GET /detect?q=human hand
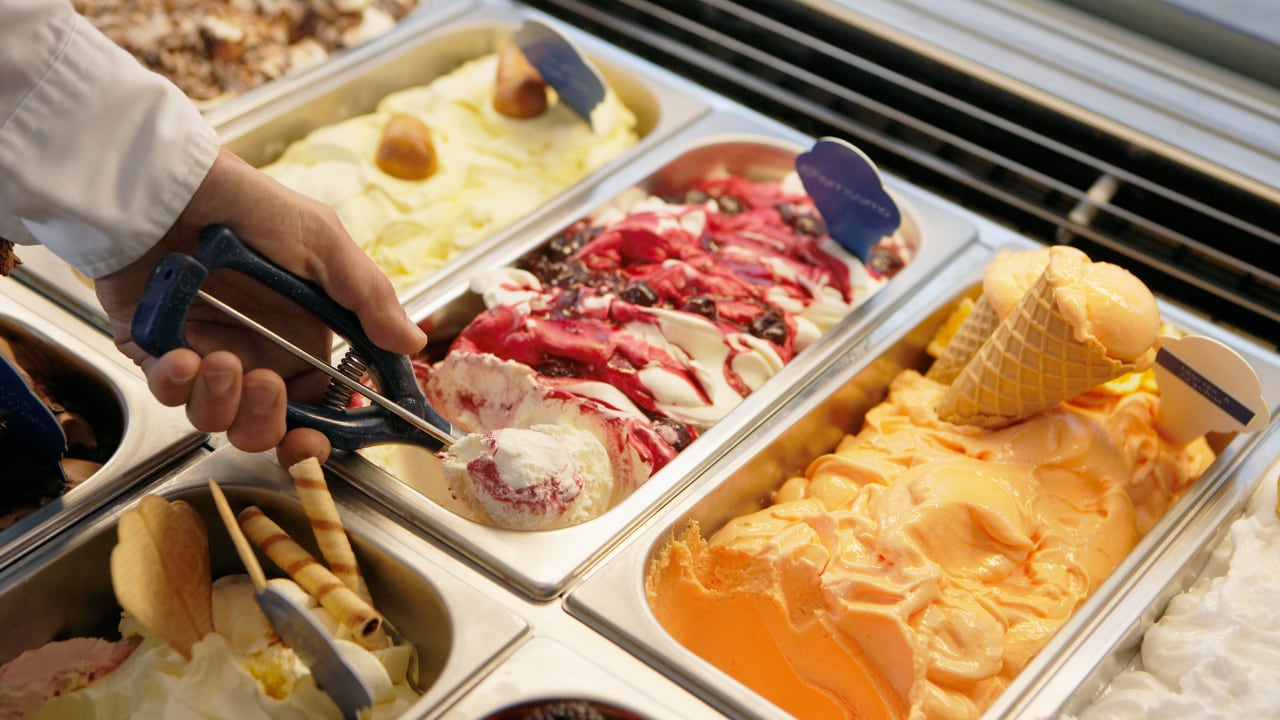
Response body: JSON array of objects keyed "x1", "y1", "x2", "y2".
[{"x1": 97, "y1": 148, "x2": 427, "y2": 467}]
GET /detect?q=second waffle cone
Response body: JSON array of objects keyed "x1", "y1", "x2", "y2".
[{"x1": 937, "y1": 260, "x2": 1151, "y2": 428}]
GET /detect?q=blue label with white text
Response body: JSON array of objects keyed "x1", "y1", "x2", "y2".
[{"x1": 796, "y1": 137, "x2": 901, "y2": 260}]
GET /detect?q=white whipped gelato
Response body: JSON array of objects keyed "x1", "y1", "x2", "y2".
[
  {"x1": 1073, "y1": 466, "x2": 1280, "y2": 719},
  {"x1": 439, "y1": 424, "x2": 614, "y2": 531},
  {"x1": 30, "y1": 576, "x2": 417, "y2": 720}
]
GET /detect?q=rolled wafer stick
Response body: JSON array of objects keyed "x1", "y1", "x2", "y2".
[
  {"x1": 288, "y1": 457, "x2": 371, "y2": 603},
  {"x1": 238, "y1": 505, "x2": 383, "y2": 648}
]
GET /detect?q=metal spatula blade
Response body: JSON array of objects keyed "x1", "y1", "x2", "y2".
[{"x1": 255, "y1": 584, "x2": 375, "y2": 719}]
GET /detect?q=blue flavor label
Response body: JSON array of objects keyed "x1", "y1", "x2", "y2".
[
  {"x1": 0, "y1": 353, "x2": 67, "y2": 468},
  {"x1": 514, "y1": 20, "x2": 606, "y2": 129},
  {"x1": 796, "y1": 137, "x2": 901, "y2": 261}
]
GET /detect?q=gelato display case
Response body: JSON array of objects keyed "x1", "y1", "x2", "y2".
[
  {"x1": 0, "y1": 281, "x2": 206, "y2": 573},
  {"x1": 4, "y1": 0, "x2": 1280, "y2": 718}
]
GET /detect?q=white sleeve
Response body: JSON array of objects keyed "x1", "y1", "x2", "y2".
[{"x1": 0, "y1": 0, "x2": 218, "y2": 279}]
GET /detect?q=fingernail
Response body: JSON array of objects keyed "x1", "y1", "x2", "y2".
[
  {"x1": 406, "y1": 313, "x2": 428, "y2": 343},
  {"x1": 244, "y1": 379, "x2": 279, "y2": 414},
  {"x1": 169, "y1": 368, "x2": 196, "y2": 385},
  {"x1": 204, "y1": 370, "x2": 235, "y2": 395}
]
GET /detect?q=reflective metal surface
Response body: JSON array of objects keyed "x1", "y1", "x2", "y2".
[{"x1": 0, "y1": 282, "x2": 206, "y2": 572}]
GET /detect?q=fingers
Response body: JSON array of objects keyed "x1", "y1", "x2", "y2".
[
  {"x1": 145, "y1": 350, "x2": 296, "y2": 454},
  {"x1": 277, "y1": 428, "x2": 331, "y2": 468},
  {"x1": 146, "y1": 349, "x2": 240, "y2": 427},
  {"x1": 297, "y1": 202, "x2": 427, "y2": 355},
  {"x1": 224, "y1": 368, "x2": 287, "y2": 453},
  {"x1": 145, "y1": 349, "x2": 201, "y2": 406}
]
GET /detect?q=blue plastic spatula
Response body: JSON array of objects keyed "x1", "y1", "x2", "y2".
[{"x1": 0, "y1": 352, "x2": 67, "y2": 491}]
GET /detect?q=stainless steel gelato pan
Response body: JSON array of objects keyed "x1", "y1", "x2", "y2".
[
  {"x1": 438, "y1": 637, "x2": 693, "y2": 720},
  {"x1": 325, "y1": 109, "x2": 978, "y2": 601},
  {"x1": 213, "y1": 0, "x2": 712, "y2": 310},
  {"x1": 563, "y1": 237, "x2": 1280, "y2": 720},
  {"x1": 995, "y1": 416, "x2": 1280, "y2": 719},
  {"x1": 0, "y1": 445, "x2": 529, "y2": 718},
  {"x1": 0, "y1": 281, "x2": 205, "y2": 573}
]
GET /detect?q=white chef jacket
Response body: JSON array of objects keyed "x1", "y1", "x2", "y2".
[{"x1": 0, "y1": 0, "x2": 218, "y2": 279}]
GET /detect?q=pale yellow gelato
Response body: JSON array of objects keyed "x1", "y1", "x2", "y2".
[
  {"x1": 262, "y1": 52, "x2": 639, "y2": 290},
  {"x1": 646, "y1": 365, "x2": 1214, "y2": 720}
]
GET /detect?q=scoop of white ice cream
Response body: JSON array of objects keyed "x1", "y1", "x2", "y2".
[{"x1": 441, "y1": 424, "x2": 614, "y2": 531}]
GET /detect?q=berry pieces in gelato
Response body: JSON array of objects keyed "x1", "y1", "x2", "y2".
[
  {"x1": 74, "y1": 0, "x2": 419, "y2": 109},
  {"x1": 388, "y1": 171, "x2": 917, "y2": 531},
  {"x1": 643, "y1": 246, "x2": 1217, "y2": 720},
  {"x1": 261, "y1": 49, "x2": 640, "y2": 291}
]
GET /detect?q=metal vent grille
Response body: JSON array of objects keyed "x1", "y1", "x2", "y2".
[{"x1": 525, "y1": 0, "x2": 1280, "y2": 348}]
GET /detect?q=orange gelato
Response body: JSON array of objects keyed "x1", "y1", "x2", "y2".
[{"x1": 646, "y1": 334, "x2": 1215, "y2": 719}]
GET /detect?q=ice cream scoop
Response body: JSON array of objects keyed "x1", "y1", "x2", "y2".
[
  {"x1": 130, "y1": 225, "x2": 573, "y2": 511},
  {"x1": 132, "y1": 224, "x2": 458, "y2": 452}
]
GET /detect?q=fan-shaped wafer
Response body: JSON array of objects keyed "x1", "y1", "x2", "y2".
[
  {"x1": 238, "y1": 505, "x2": 382, "y2": 648},
  {"x1": 110, "y1": 495, "x2": 213, "y2": 659},
  {"x1": 288, "y1": 458, "x2": 370, "y2": 603}
]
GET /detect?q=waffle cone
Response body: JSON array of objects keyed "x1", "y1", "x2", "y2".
[
  {"x1": 937, "y1": 268, "x2": 1147, "y2": 428},
  {"x1": 926, "y1": 295, "x2": 998, "y2": 384}
]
